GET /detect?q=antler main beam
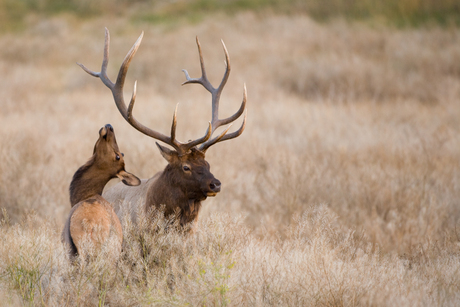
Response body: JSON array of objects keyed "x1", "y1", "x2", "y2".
[{"x1": 182, "y1": 37, "x2": 247, "y2": 152}]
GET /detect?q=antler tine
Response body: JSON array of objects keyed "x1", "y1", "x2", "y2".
[
  {"x1": 200, "y1": 111, "x2": 247, "y2": 152},
  {"x1": 182, "y1": 36, "x2": 214, "y2": 93},
  {"x1": 185, "y1": 122, "x2": 213, "y2": 150},
  {"x1": 169, "y1": 104, "x2": 213, "y2": 152},
  {"x1": 217, "y1": 82, "x2": 246, "y2": 127},
  {"x1": 199, "y1": 85, "x2": 248, "y2": 152},
  {"x1": 112, "y1": 30, "x2": 144, "y2": 120},
  {"x1": 77, "y1": 27, "x2": 143, "y2": 120},
  {"x1": 199, "y1": 83, "x2": 247, "y2": 151},
  {"x1": 77, "y1": 28, "x2": 114, "y2": 88},
  {"x1": 170, "y1": 104, "x2": 178, "y2": 143},
  {"x1": 216, "y1": 39, "x2": 231, "y2": 97}
]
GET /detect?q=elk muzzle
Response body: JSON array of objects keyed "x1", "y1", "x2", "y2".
[
  {"x1": 206, "y1": 178, "x2": 221, "y2": 197},
  {"x1": 99, "y1": 124, "x2": 114, "y2": 139}
]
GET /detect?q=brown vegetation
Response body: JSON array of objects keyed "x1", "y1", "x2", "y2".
[{"x1": 0, "y1": 11, "x2": 459, "y2": 306}]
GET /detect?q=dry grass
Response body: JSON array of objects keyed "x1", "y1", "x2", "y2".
[{"x1": 0, "y1": 12, "x2": 460, "y2": 306}]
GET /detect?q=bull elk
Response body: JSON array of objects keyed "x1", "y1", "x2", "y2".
[
  {"x1": 78, "y1": 28, "x2": 247, "y2": 228},
  {"x1": 62, "y1": 124, "x2": 141, "y2": 259}
]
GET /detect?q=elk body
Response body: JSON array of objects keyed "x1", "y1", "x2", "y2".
[
  {"x1": 78, "y1": 29, "x2": 247, "y2": 228},
  {"x1": 62, "y1": 124, "x2": 141, "y2": 259}
]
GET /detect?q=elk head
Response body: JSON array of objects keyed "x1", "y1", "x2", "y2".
[
  {"x1": 78, "y1": 28, "x2": 246, "y2": 201},
  {"x1": 92, "y1": 124, "x2": 141, "y2": 186},
  {"x1": 70, "y1": 124, "x2": 141, "y2": 206},
  {"x1": 157, "y1": 144, "x2": 221, "y2": 200}
]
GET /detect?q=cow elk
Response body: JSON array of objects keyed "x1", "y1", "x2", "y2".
[
  {"x1": 78, "y1": 28, "x2": 247, "y2": 229},
  {"x1": 62, "y1": 124, "x2": 141, "y2": 259}
]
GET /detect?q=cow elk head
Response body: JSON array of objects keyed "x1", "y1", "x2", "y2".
[{"x1": 69, "y1": 124, "x2": 141, "y2": 206}]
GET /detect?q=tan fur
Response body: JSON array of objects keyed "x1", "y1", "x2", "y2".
[{"x1": 70, "y1": 195, "x2": 122, "y2": 257}]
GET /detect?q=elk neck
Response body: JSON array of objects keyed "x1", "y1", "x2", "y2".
[{"x1": 69, "y1": 156, "x2": 114, "y2": 206}]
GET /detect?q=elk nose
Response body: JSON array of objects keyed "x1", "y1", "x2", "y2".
[
  {"x1": 209, "y1": 179, "x2": 221, "y2": 192},
  {"x1": 105, "y1": 124, "x2": 114, "y2": 132}
]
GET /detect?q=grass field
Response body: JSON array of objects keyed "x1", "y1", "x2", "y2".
[{"x1": 0, "y1": 8, "x2": 460, "y2": 306}]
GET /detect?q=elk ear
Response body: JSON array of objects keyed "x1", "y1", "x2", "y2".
[
  {"x1": 117, "y1": 170, "x2": 141, "y2": 186},
  {"x1": 156, "y1": 142, "x2": 175, "y2": 163}
]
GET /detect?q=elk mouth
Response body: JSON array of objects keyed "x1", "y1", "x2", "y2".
[{"x1": 205, "y1": 179, "x2": 221, "y2": 197}]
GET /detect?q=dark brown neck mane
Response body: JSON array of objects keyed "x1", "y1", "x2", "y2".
[{"x1": 69, "y1": 156, "x2": 113, "y2": 206}]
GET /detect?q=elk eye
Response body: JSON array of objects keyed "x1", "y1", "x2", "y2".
[
  {"x1": 121, "y1": 153, "x2": 124, "y2": 157},
  {"x1": 183, "y1": 165, "x2": 190, "y2": 171},
  {"x1": 116, "y1": 155, "x2": 120, "y2": 161}
]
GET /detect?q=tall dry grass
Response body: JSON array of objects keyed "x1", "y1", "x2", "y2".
[{"x1": 0, "y1": 12, "x2": 460, "y2": 305}]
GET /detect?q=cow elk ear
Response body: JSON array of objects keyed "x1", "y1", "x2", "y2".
[
  {"x1": 156, "y1": 142, "x2": 175, "y2": 163},
  {"x1": 117, "y1": 170, "x2": 141, "y2": 186}
]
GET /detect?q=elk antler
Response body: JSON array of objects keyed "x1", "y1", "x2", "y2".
[
  {"x1": 182, "y1": 37, "x2": 247, "y2": 152},
  {"x1": 77, "y1": 28, "x2": 212, "y2": 155}
]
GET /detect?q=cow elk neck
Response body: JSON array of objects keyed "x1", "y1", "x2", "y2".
[{"x1": 69, "y1": 124, "x2": 140, "y2": 206}]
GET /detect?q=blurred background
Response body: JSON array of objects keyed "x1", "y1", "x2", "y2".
[
  {"x1": 1, "y1": 0, "x2": 460, "y2": 31},
  {"x1": 1, "y1": 0, "x2": 460, "y2": 254}
]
